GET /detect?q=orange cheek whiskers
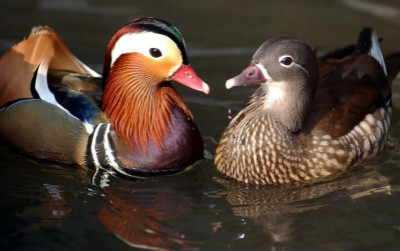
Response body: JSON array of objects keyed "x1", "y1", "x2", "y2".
[{"x1": 102, "y1": 54, "x2": 188, "y2": 152}]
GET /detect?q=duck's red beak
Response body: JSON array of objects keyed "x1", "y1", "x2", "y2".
[{"x1": 171, "y1": 64, "x2": 210, "y2": 94}]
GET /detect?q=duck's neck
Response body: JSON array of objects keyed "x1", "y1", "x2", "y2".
[
  {"x1": 255, "y1": 81, "x2": 314, "y2": 132},
  {"x1": 101, "y1": 63, "x2": 193, "y2": 152}
]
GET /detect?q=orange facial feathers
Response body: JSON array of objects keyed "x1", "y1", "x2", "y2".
[{"x1": 102, "y1": 53, "x2": 193, "y2": 151}]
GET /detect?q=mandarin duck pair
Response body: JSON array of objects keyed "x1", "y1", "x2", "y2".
[{"x1": 0, "y1": 17, "x2": 399, "y2": 185}]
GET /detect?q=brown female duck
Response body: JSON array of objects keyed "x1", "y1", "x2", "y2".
[{"x1": 215, "y1": 28, "x2": 399, "y2": 184}]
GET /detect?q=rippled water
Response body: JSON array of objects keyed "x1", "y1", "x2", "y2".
[{"x1": 1, "y1": 0, "x2": 400, "y2": 250}]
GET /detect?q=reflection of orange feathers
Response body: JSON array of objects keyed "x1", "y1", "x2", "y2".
[
  {"x1": 96, "y1": 180, "x2": 200, "y2": 251},
  {"x1": 0, "y1": 26, "x2": 93, "y2": 107}
]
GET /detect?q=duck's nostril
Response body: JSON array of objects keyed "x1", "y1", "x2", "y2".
[
  {"x1": 247, "y1": 71, "x2": 255, "y2": 77},
  {"x1": 185, "y1": 71, "x2": 193, "y2": 79}
]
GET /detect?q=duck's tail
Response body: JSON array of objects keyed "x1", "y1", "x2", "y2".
[
  {"x1": 319, "y1": 28, "x2": 400, "y2": 84},
  {"x1": 355, "y1": 27, "x2": 387, "y2": 76},
  {"x1": 355, "y1": 28, "x2": 400, "y2": 84}
]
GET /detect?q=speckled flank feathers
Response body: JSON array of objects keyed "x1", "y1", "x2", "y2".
[{"x1": 216, "y1": 106, "x2": 391, "y2": 184}]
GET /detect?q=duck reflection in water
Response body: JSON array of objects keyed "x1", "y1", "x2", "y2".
[
  {"x1": 95, "y1": 175, "x2": 202, "y2": 251},
  {"x1": 10, "y1": 182, "x2": 76, "y2": 234},
  {"x1": 2, "y1": 158, "x2": 201, "y2": 251},
  {"x1": 215, "y1": 163, "x2": 391, "y2": 245}
]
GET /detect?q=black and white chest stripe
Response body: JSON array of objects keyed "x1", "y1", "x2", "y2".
[
  {"x1": 86, "y1": 123, "x2": 128, "y2": 176},
  {"x1": 87, "y1": 123, "x2": 162, "y2": 178}
]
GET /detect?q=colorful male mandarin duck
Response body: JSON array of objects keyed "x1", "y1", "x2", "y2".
[
  {"x1": 215, "y1": 28, "x2": 400, "y2": 184},
  {"x1": 0, "y1": 17, "x2": 209, "y2": 177}
]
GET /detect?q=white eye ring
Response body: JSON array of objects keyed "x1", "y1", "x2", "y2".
[{"x1": 279, "y1": 55, "x2": 294, "y2": 67}]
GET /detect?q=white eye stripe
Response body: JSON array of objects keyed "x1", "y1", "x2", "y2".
[
  {"x1": 278, "y1": 55, "x2": 309, "y2": 77},
  {"x1": 293, "y1": 62, "x2": 310, "y2": 77},
  {"x1": 110, "y1": 32, "x2": 175, "y2": 67},
  {"x1": 256, "y1": 63, "x2": 272, "y2": 80}
]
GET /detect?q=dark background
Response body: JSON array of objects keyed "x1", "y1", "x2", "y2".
[{"x1": 1, "y1": 1, "x2": 400, "y2": 250}]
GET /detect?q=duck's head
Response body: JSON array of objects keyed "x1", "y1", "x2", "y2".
[
  {"x1": 227, "y1": 38, "x2": 318, "y2": 89},
  {"x1": 101, "y1": 17, "x2": 208, "y2": 162},
  {"x1": 226, "y1": 38, "x2": 318, "y2": 131},
  {"x1": 103, "y1": 17, "x2": 209, "y2": 94}
]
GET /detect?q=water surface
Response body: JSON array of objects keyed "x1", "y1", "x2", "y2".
[{"x1": 1, "y1": 0, "x2": 400, "y2": 250}]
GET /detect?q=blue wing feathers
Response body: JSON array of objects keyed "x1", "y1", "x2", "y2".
[{"x1": 50, "y1": 85, "x2": 100, "y2": 124}]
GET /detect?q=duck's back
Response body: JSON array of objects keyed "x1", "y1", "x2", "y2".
[
  {"x1": 0, "y1": 27, "x2": 103, "y2": 165},
  {"x1": 0, "y1": 27, "x2": 97, "y2": 107},
  {"x1": 296, "y1": 46, "x2": 392, "y2": 177},
  {"x1": 304, "y1": 54, "x2": 390, "y2": 137}
]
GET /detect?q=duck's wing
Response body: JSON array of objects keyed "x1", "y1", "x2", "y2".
[
  {"x1": 0, "y1": 26, "x2": 100, "y2": 107},
  {"x1": 303, "y1": 28, "x2": 392, "y2": 137},
  {"x1": 0, "y1": 26, "x2": 107, "y2": 124},
  {"x1": 0, "y1": 27, "x2": 105, "y2": 165},
  {"x1": 45, "y1": 69, "x2": 106, "y2": 124}
]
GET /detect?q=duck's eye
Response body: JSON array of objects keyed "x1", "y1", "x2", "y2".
[
  {"x1": 149, "y1": 48, "x2": 162, "y2": 58},
  {"x1": 279, "y1": 56, "x2": 293, "y2": 66}
]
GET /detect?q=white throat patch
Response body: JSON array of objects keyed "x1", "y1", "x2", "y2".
[
  {"x1": 264, "y1": 81, "x2": 285, "y2": 108},
  {"x1": 255, "y1": 63, "x2": 285, "y2": 108}
]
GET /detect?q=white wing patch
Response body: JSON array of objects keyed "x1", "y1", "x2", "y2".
[
  {"x1": 35, "y1": 60, "x2": 62, "y2": 108},
  {"x1": 368, "y1": 30, "x2": 387, "y2": 76},
  {"x1": 34, "y1": 60, "x2": 94, "y2": 134}
]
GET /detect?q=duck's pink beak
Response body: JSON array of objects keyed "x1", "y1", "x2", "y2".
[
  {"x1": 171, "y1": 64, "x2": 210, "y2": 94},
  {"x1": 226, "y1": 65, "x2": 267, "y2": 89}
]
